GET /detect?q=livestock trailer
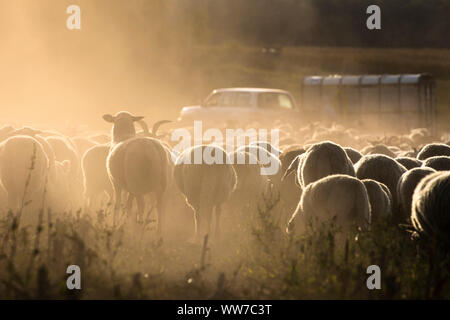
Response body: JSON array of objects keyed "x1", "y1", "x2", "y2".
[{"x1": 301, "y1": 74, "x2": 436, "y2": 134}]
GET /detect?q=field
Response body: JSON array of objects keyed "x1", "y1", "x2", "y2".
[
  {"x1": 2, "y1": 0, "x2": 450, "y2": 302},
  {"x1": 0, "y1": 120, "x2": 449, "y2": 300}
]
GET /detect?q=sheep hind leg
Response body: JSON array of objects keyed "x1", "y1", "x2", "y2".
[
  {"x1": 136, "y1": 195, "x2": 145, "y2": 225},
  {"x1": 126, "y1": 193, "x2": 135, "y2": 221},
  {"x1": 192, "y1": 206, "x2": 200, "y2": 242},
  {"x1": 112, "y1": 182, "x2": 122, "y2": 227},
  {"x1": 214, "y1": 205, "x2": 222, "y2": 239},
  {"x1": 156, "y1": 194, "x2": 167, "y2": 236}
]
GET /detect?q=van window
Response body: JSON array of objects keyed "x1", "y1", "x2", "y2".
[
  {"x1": 204, "y1": 92, "x2": 251, "y2": 107},
  {"x1": 258, "y1": 93, "x2": 294, "y2": 110}
]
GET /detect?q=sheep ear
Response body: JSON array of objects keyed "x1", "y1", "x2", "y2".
[
  {"x1": 132, "y1": 116, "x2": 145, "y2": 122},
  {"x1": 103, "y1": 114, "x2": 115, "y2": 123}
]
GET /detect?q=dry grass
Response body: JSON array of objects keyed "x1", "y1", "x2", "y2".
[{"x1": 1, "y1": 190, "x2": 449, "y2": 299}]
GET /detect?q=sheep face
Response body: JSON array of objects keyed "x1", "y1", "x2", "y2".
[{"x1": 103, "y1": 112, "x2": 144, "y2": 144}]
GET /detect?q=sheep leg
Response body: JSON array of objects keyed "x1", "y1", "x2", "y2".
[
  {"x1": 8, "y1": 191, "x2": 20, "y2": 213},
  {"x1": 156, "y1": 196, "x2": 166, "y2": 235},
  {"x1": 136, "y1": 196, "x2": 145, "y2": 224},
  {"x1": 112, "y1": 182, "x2": 122, "y2": 226},
  {"x1": 214, "y1": 205, "x2": 221, "y2": 238},
  {"x1": 126, "y1": 193, "x2": 134, "y2": 220},
  {"x1": 193, "y1": 206, "x2": 200, "y2": 241},
  {"x1": 204, "y1": 205, "x2": 213, "y2": 239}
]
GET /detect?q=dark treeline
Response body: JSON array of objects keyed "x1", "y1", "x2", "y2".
[{"x1": 182, "y1": 0, "x2": 450, "y2": 48}]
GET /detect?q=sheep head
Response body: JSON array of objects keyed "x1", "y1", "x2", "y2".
[{"x1": 103, "y1": 111, "x2": 144, "y2": 144}]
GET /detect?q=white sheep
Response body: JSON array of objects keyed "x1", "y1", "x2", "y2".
[
  {"x1": 71, "y1": 136, "x2": 98, "y2": 158},
  {"x1": 298, "y1": 141, "x2": 355, "y2": 187},
  {"x1": 0, "y1": 135, "x2": 49, "y2": 212},
  {"x1": 0, "y1": 180, "x2": 8, "y2": 212},
  {"x1": 417, "y1": 143, "x2": 450, "y2": 160},
  {"x1": 279, "y1": 148, "x2": 305, "y2": 219},
  {"x1": 227, "y1": 150, "x2": 270, "y2": 213},
  {"x1": 361, "y1": 179, "x2": 392, "y2": 221},
  {"x1": 174, "y1": 145, "x2": 237, "y2": 240},
  {"x1": 287, "y1": 174, "x2": 371, "y2": 235},
  {"x1": 361, "y1": 144, "x2": 397, "y2": 158},
  {"x1": 344, "y1": 147, "x2": 363, "y2": 164},
  {"x1": 249, "y1": 141, "x2": 282, "y2": 157},
  {"x1": 0, "y1": 125, "x2": 15, "y2": 142},
  {"x1": 397, "y1": 167, "x2": 436, "y2": 221},
  {"x1": 82, "y1": 144, "x2": 113, "y2": 211},
  {"x1": 0, "y1": 127, "x2": 76, "y2": 213},
  {"x1": 396, "y1": 156, "x2": 422, "y2": 170},
  {"x1": 107, "y1": 137, "x2": 172, "y2": 230},
  {"x1": 422, "y1": 156, "x2": 450, "y2": 171},
  {"x1": 46, "y1": 135, "x2": 84, "y2": 208},
  {"x1": 235, "y1": 145, "x2": 282, "y2": 193},
  {"x1": 103, "y1": 112, "x2": 172, "y2": 230},
  {"x1": 411, "y1": 171, "x2": 450, "y2": 245},
  {"x1": 354, "y1": 154, "x2": 407, "y2": 219}
]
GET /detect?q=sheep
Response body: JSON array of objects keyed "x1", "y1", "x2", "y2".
[
  {"x1": 235, "y1": 145, "x2": 282, "y2": 193},
  {"x1": 89, "y1": 133, "x2": 111, "y2": 144},
  {"x1": 136, "y1": 119, "x2": 172, "y2": 139},
  {"x1": 3, "y1": 126, "x2": 42, "y2": 138},
  {"x1": 354, "y1": 154, "x2": 407, "y2": 219},
  {"x1": 82, "y1": 144, "x2": 113, "y2": 211},
  {"x1": 397, "y1": 167, "x2": 436, "y2": 221},
  {"x1": 422, "y1": 156, "x2": 450, "y2": 171},
  {"x1": 71, "y1": 137, "x2": 98, "y2": 158},
  {"x1": 46, "y1": 160, "x2": 72, "y2": 213},
  {"x1": 287, "y1": 174, "x2": 370, "y2": 235},
  {"x1": 344, "y1": 147, "x2": 363, "y2": 164},
  {"x1": 1, "y1": 127, "x2": 76, "y2": 212},
  {"x1": 280, "y1": 147, "x2": 306, "y2": 174},
  {"x1": 411, "y1": 171, "x2": 450, "y2": 245},
  {"x1": 417, "y1": 143, "x2": 450, "y2": 160},
  {"x1": 0, "y1": 135, "x2": 49, "y2": 212},
  {"x1": 1, "y1": 126, "x2": 56, "y2": 166},
  {"x1": 298, "y1": 141, "x2": 355, "y2": 188},
  {"x1": 361, "y1": 144, "x2": 397, "y2": 158},
  {"x1": 46, "y1": 135, "x2": 83, "y2": 208},
  {"x1": 408, "y1": 128, "x2": 432, "y2": 147},
  {"x1": 0, "y1": 180, "x2": 7, "y2": 211},
  {"x1": 227, "y1": 150, "x2": 270, "y2": 215},
  {"x1": 276, "y1": 148, "x2": 305, "y2": 219},
  {"x1": 0, "y1": 125, "x2": 14, "y2": 142},
  {"x1": 396, "y1": 156, "x2": 422, "y2": 170},
  {"x1": 174, "y1": 145, "x2": 237, "y2": 240},
  {"x1": 361, "y1": 179, "x2": 392, "y2": 221},
  {"x1": 82, "y1": 120, "x2": 168, "y2": 215},
  {"x1": 103, "y1": 112, "x2": 144, "y2": 145},
  {"x1": 107, "y1": 137, "x2": 172, "y2": 229},
  {"x1": 102, "y1": 112, "x2": 173, "y2": 226},
  {"x1": 249, "y1": 141, "x2": 281, "y2": 157}
]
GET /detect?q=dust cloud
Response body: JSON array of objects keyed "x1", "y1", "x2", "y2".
[{"x1": 0, "y1": 0, "x2": 194, "y2": 132}]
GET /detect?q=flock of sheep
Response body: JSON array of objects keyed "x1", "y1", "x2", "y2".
[{"x1": 0, "y1": 112, "x2": 449, "y2": 246}]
